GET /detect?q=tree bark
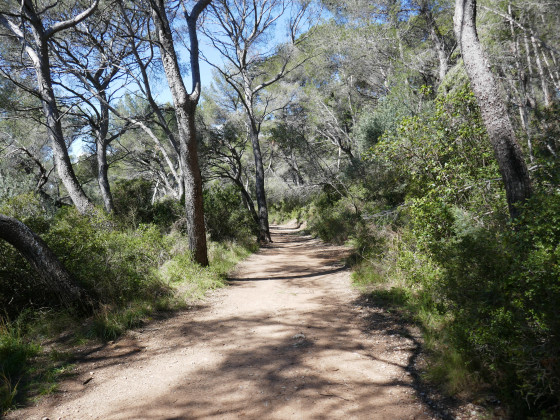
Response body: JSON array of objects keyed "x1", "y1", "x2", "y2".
[
  {"x1": 530, "y1": 30, "x2": 551, "y2": 107},
  {"x1": 149, "y1": 0, "x2": 209, "y2": 265},
  {"x1": 249, "y1": 123, "x2": 272, "y2": 243},
  {"x1": 96, "y1": 92, "x2": 115, "y2": 213},
  {"x1": 454, "y1": 0, "x2": 531, "y2": 219},
  {"x1": 0, "y1": 214, "x2": 90, "y2": 311}
]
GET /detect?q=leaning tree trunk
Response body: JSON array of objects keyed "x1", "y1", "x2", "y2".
[
  {"x1": 0, "y1": 4, "x2": 96, "y2": 214},
  {"x1": 249, "y1": 123, "x2": 272, "y2": 243},
  {"x1": 35, "y1": 51, "x2": 94, "y2": 214},
  {"x1": 0, "y1": 214, "x2": 90, "y2": 311},
  {"x1": 454, "y1": 0, "x2": 531, "y2": 219},
  {"x1": 232, "y1": 177, "x2": 260, "y2": 228}
]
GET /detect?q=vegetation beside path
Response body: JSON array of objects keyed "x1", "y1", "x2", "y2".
[
  {"x1": 2, "y1": 0, "x2": 559, "y2": 418},
  {"x1": 0, "y1": 184, "x2": 256, "y2": 415}
]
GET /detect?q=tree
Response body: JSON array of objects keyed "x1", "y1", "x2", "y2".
[
  {"x1": 454, "y1": 0, "x2": 531, "y2": 218},
  {"x1": 0, "y1": 214, "x2": 90, "y2": 310},
  {"x1": 148, "y1": 0, "x2": 211, "y2": 265},
  {"x1": 415, "y1": 0, "x2": 453, "y2": 84},
  {"x1": 199, "y1": 89, "x2": 260, "y2": 226},
  {"x1": 51, "y1": 3, "x2": 133, "y2": 213},
  {"x1": 0, "y1": 0, "x2": 99, "y2": 214},
  {"x1": 204, "y1": 0, "x2": 311, "y2": 243},
  {"x1": 117, "y1": 0, "x2": 184, "y2": 199}
]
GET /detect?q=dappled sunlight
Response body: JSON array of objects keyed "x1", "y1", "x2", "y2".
[{"x1": 9, "y1": 226, "x2": 432, "y2": 419}]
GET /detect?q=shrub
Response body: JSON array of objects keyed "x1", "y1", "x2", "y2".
[
  {"x1": 306, "y1": 184, "x2": 362, "y2": 245},
  {"x1": 204, "y1": 183, "x2": 257, "y2": 242},
  {"x1": 351, "y1": 83, "x2": 560, "y2": 416},
  {"x1": 45, "y1": 208, "x2": 171, "y2": 305},
  {"x1": 112, "y1": 179, "x2": 156, "y2": 228}
]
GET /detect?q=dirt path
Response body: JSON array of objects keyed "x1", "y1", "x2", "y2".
[{"x1": 8, "y1": 224, "x2": 435, "y2": 420}]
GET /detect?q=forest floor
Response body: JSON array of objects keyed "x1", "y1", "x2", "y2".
[{"x1": 6, "y1": 223, "x2": 484, "y2": 420}]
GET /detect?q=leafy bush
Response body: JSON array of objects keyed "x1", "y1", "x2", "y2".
[
  {"x1": 43, "y1": 208, "x2": 172, "y2": 304},
  {"x1": 269, "y1": 194, "x2": 308, "y2": 225},
  {"x1": 372, "y1": 83, "x2": 505, "y2": 219},
  {"x1": 204, "y1": 183, "x2": 257, "y2": 242},
  {"x1": 344, "y1": 82, "x2": 560, "y2": 416},
  {"x1": 306, "y1": 186, "x2": 358, "y2": 244}
]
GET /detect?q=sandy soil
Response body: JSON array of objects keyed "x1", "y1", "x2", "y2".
[{"x1": 7, "y1": 224, "x2": 440, "y2": 420}]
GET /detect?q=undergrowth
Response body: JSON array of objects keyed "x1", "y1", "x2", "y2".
[
  {"x1": 302, "y1": 85, "x2": 560, "y2": 418},
  {"x1": 0, "y1": 188, "x2": 256, "y2": 415}
]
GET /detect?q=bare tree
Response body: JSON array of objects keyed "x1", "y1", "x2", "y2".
[
  {"x1": 52, "y1": 4, "x2": 133, "y2": 213},
  {"x1": 117, "y1": 0, "x2": 184, "y2": 199},
  {"x1": 204, "y1": 0, "x2": 311, "y2": 243},
  {"x1": 454, "y1": 0, "x2": 531, "y2": 218},
  {"x1": 0, "y1": 0, "x2": 99, "y2": 214}
]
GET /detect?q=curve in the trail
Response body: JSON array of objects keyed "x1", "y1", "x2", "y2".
[{"x1": 8, "y1": 224, "x2": 432, "y2": 420}]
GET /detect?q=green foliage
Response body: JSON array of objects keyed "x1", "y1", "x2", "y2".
[
  {"x1": 306, "y1": 185, "x2": 361, "y2": 244},
  {"x1": 0, "y1": 318, "x2": 40, "y2": 413},
  {"x1": 309, "y1": 78, "x2": 560, "y2": 416},
  {"x1": 532, "y1": 103, "x2": 560, "y2": 189},
  {"x1": 91, "y1": 303, "x2": 154, "y2": 342},
  {"x1": 44, "y1": 208, "x2": 171, "y2": 305},
  {"x1": 355, "y1": 92, "x2": 414, "y2": 153},
  {"x1": 203, "y1": 183, "x2": 257, "y2": 242},
  {"x1": 112, "y1": 179, "x2": 159, "y2": 228},
  {"x1": 269, "y1": 194, "x2": 308, "y2": 225},
  {"x1": 153, "y1": 198, "x2": 183, "y2": 229},
  {"x1": 352, "y1": 191, "x2": 560, "y2": 415},
  {"x1": 372, "y1": 83, "x2": 505, "y2": 219}
]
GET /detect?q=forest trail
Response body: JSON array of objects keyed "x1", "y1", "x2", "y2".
[{"x1": 8, "y1": 224, "x2": 433, "y2": 420}]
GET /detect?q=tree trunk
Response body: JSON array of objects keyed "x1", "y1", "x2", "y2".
[
  {"x1": 530, "y1": 30, "x2": 552, "y2": 107},
  {"x1": 454, "y1": 0, "x2": 531, "y2": 219},
  {"x1": 150, "y1": 0, "x2": 209, "y2": 265},
  {"x1": 96, "y1": 94, "x2": 115, "y2": 213},
  {"x1": 507, "y1": 2, "x2": 533, "y2": 162},
  {"x1": 249, "y1": 123, "x2": 272, "y2": 243},
  {"x1": 232, "y1": 177, "x2": 260, "y2": 228},
  {"x1": 179, "y1": 107, "x2": 209, "y2": 265},
  {"x1": 420, "y1": 1, "x2": 448, "y2": 83},
  {"x1": 0, "y1": 214, "x2": 90, "y2": 311}
]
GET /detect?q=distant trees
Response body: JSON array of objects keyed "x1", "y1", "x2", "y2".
[
  {"x1": 0, "y1": 0, "x2": 557, "y2": 272},
  {"x1": 0, "y1": 0, "x2": 212, "y2": 268},
  {"x1": 204, "y1": 0, "x2": 311, "y2": 243}
]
